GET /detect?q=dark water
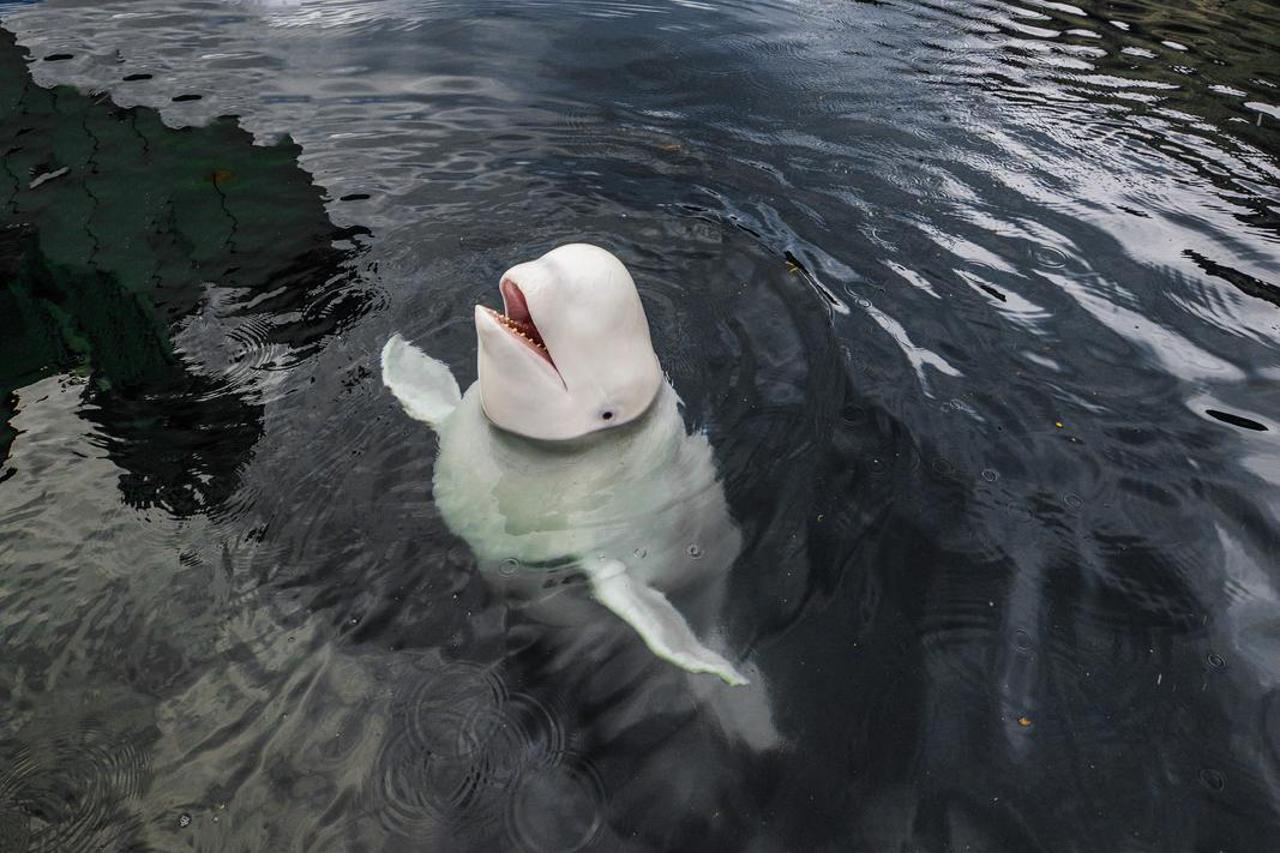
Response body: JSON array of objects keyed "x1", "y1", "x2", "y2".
[{"x1": 1, "y1": 0, "x2": 1278, "y2": 850}]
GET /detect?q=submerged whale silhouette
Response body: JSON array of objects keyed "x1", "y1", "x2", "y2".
[{"x1": 382, "y1": 243, "x2": 748, "y2": 685}]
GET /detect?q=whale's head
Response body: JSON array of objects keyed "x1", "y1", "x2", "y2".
[{"x1": 474, "y1": 243, "x2": 663, "y2": 441}]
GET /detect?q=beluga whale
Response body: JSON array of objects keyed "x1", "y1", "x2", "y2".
[{"x1": 381, "y1": 243, "x2": 748, "y2": 685}]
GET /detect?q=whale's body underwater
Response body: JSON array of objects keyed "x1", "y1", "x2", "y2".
[{"x1": 381, "y1": 244, "x2": 747, "y2": 685}]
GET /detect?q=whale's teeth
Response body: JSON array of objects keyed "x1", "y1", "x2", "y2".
[{"x1": 485, "y1": 305, "x2": 550, "y2": 359}]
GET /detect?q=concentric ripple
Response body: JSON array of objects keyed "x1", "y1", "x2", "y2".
[
  {"x1": 374, "y1": 661, "x2": 578, "y2": 842},
  {"x1": 505, "y1": 758, "x2": 605, "y2": 853},
  {"x1": 0, "y1": 729, "x2": 149, "y2": 852}
]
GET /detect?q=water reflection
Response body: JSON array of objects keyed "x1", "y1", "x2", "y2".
[
  {"x1": 0, "y1": 26, "x2": 372, "y2": 509},
  {"x1": 0, "y1": 0, "x2": 1278, "y2": 849}
]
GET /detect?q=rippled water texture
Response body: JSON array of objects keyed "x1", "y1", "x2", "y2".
[{"x1": 1, "y1": 0, "x2": 1278, "y2": 850}]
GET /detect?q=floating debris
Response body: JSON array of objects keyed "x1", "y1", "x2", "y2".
[{"x1": 28, "y1": 165, "x2": 69, "y2": 189}]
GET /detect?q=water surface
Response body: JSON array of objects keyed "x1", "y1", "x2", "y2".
[{"x1": 1, "y1": 0, "x2": 1278, "y2": 850}]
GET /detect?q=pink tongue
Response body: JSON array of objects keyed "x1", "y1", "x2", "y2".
[{"x1": 500, "y1": 278, "x2": 532, "y2": 324}]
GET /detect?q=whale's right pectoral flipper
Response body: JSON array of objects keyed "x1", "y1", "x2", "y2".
[
  {"x1": 585, "y1": 558, "x2": 749, "y2": 686},
  {"x1": 381, "y1": 334, "x2": 462, "y2": 428}
]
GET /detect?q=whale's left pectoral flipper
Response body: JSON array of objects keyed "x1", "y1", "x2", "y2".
[
  {"x1": 585, "y1": 558, "x2": 748, "y2": 686},
  {"x1": 381, "y1": 334, "x2": 462, "y2": 428}
]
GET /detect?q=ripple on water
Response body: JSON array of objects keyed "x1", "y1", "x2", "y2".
[
  {"x1": 505, "y1": 758, "x2": 605, "y2": 853},
  {"x1": 378, "y1": 727, "x2": 496, "y2": 838},
  {"x1": 375, "y1": 661, "x2": 577, "y2": 842},
  {"x1": 401, "y1": 660, "x2": 508, "y2": 755},
  {"x1": 1030, "y1": 244, "x2": 1068, "y2": 269},
  {"x1": 0, "y1": 730, "x2": 149, "y2": 851},
  {"x1": 918, "y1": 590, "x2": 1004, "y2": 695}
]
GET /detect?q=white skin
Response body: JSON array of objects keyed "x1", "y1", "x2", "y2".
[
  {"x1": 381, "y1": 244, "x2": 749, "y2": 686},
  {"x1": 474, "y1": 243, "x2": 663, "y2": 441}
]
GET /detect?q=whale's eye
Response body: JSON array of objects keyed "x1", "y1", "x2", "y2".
[{"x1": 602, "y1": 411, "x2": 614, "y2": 421}]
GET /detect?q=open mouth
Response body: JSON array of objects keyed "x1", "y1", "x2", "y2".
[{"x1": 482, "y1": 278, "x2": 554, "y2": 366}]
